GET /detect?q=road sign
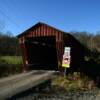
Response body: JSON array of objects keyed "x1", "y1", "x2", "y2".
[
  {"x1": 64, "y1": 47, "x2": 70, "y2": 56},
  {"x1": 62, "y1": 47, "x2": 71, "y2": 68},
  {"x1": 62, "y1": 55, "x2": 70, "y2": 68}
]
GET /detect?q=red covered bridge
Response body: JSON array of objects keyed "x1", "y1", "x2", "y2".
[{"x1": 17, "y1": 22, "x2": 84, "y2": 71}]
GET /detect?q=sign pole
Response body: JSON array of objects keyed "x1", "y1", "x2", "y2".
[{"x1": 64, "y1": 67, "x2": 67, "y2": 78}]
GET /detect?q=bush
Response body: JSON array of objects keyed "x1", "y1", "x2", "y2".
[{"x1": 0, "y1": 64, "x2": 22, "y2": 78}]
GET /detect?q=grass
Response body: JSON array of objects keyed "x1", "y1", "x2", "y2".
[
  {"x1": 52, "y1": 72, "x2": 96, "y2": 91},
  {"x1": 0, "y1": 56, "x2": 23, "y2": 64},
  {"x1": 0, "y1": 56, "x2": 23, "y2": 78}
]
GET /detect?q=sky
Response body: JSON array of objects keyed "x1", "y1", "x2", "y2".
[{"x1": 0, "y1": 0, "x2": 100, "y2": 36}]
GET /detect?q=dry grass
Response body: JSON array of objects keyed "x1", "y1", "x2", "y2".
[{"x1": 52, "y1": 72, "x2": 96, "y2": 91}]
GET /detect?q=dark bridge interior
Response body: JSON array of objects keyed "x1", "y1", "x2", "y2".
[{"x1": 25, "y1": 36, "x2": 58, "y2": 70}]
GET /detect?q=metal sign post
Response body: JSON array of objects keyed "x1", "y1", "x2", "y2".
[{"x1": 64, "y1": 67, "x2": 67, "y2": 78}]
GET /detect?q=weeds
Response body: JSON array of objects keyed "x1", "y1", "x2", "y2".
[{"x1": 52, "y1": 72, "x2": 96, "y2": 91}]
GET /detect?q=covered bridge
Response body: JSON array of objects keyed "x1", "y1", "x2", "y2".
[{"x1": 17, "y1": 22, "x2": 84, "y2": 71}]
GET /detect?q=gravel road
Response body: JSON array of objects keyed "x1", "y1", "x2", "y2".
[{"x1": 8, "y1": 87, "x2": 100, "y2": 100}]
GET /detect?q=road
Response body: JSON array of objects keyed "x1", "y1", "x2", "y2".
[{"x1": 0, "y1": 70, "x2": 55, "y2": 100}]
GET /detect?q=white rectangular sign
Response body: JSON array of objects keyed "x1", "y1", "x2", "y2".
[{"x1": 64, "y1": 47, "x2": 71, "y2": 56}]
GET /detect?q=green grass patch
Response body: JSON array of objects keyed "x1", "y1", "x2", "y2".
[
  {"x1": 0, "y1": 56, "x2": 23, "y2": 64},
  {"x1": 0, "y1": 56, "x2": 23, "y2": 77}
]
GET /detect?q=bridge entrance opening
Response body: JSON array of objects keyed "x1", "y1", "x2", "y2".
[{"x1": 25, "y1": 36, "x2": 58, "y2": 70}]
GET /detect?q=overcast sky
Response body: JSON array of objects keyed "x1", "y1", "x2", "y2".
[{"x1": 0, "y1": 0, "x2": 100, "y2": 36}]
